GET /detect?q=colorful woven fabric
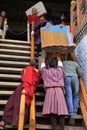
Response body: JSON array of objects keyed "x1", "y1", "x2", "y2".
[{"x1": 41, "y1": 25, "x2": 75, "y2": 49}]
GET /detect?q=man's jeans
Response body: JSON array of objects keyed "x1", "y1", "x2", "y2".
[{"x1": 64, "y1": 76, "x2": 79, "y2": 116}]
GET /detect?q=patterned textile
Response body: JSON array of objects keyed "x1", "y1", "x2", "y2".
[
  {"x1": 74, "y1": 34, "x2": 87, "y2": 91},
  {"x1": 41, "y1": 67, "x2": 68, "y2": 116},
  {"x1": 42, "y1": 87, "x2": 68, "y2": 116},
  {"x1": 41, "y1": 25, "x2": 76, "y2": 50},
  {"x1": 41, "y1": 67, "x2": 64, "y2": 88}
]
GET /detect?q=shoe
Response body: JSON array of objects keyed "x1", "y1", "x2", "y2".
[
  {"x1": 0, "y1": 121, "x2": 5, "y2": 130},
  {"x1": 69, "y1": 116, "x2": 75, "y2": 126}
]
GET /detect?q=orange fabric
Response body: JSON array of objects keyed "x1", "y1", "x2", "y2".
[{"x1": 22, "y1": 66, "x2": 40, "y2": 106}]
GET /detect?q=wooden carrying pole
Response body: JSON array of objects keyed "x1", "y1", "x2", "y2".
[
  {"x1": 29, "y1": 21, "x2": 36, "y2": 130},
  {"x1": 18, "y1": 89, "x2": 26, "y2": 130}
]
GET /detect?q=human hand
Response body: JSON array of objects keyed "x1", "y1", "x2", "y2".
[
  {"x1": 42, "y1": 53, "x2": 47, "y2": 59},
  {"x1": 31, "y1": 30, "x2": 35, "y2": 36}
]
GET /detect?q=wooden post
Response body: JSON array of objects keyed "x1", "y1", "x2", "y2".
[
  {"x1": 70, "y1": 0, "x2": 76, "y2": 34},
  {"x1": 18, "y1": 89, "x2": 26, "y2": 130},
  {"x1": 2, "y1": 18, "x2": 7, "y2": 39},
  {"x1": 29, "y1": 21, "x2": 36, "y2": 130},
  {"x1": 31, "y1": 21, "x2": 35, "y2": 59},
  {"x1": 27, "y1": 21, "x2": 30, "y2": 42}
]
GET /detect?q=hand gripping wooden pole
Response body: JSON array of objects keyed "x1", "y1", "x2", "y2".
[
  {"x1": 18, "y1": 89, "x2": 26, "y2": 130},
  {"x1": 29, "y1": 21, "x2": 36, "y2": 130}
]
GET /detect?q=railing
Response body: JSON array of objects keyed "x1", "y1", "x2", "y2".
[
  {"x1": 79, "y1": 78, "x2": 87, "y2": 128},
  {"x1": 0, "y1": 17, "x2": 7, "y2": 39},
  {"x1": 18, "y1": 21, "x2": 35, "y2": 130},
  {"x1": 70, "y1": 53, "x2": 87, "y2": 128}
]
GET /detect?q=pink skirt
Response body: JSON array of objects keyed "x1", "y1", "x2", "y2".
[{"x1": 42, "y1": 87, "x2": 68, "y2": 116}]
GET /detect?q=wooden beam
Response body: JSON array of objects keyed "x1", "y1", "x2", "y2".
[{"x1": 18, "y1": 89, "x2": 26, "y2": 130}]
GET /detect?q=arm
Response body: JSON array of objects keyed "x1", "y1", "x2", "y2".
[
  {"x1": 57, "y1": 56, "x2": 63, "y2": 67},
  {"x1": 31, "y1": 22, "x2": 40, "y2": 36},
  {"x1": 41, "y1": 54, "x2": 47, "y2": 69},
  {"x1": 76, "y1": 63, "x2": 82, "y2": 77}
]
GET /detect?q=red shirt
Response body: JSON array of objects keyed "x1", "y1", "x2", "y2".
[{"x1": 27, "y1": 15, "x2": 39, "y2": 25}]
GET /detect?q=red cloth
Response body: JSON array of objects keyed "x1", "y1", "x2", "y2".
[
  {"x1": 27, "y1": 15, "x2": 39, "y2": 25},
  {"x1": 27, "y1": 15, "x2": 39, "y2": 41},
  {"x1": 22, "y1": 66, "x2": 40, "y2": 106}
]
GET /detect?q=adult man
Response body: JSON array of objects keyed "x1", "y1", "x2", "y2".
[
  {"x1": 31, "y1": 15, "x2": 51, "y2": 56},
  {"x1": 0, "y1": 60, "x2": 40, "y2": 129},
  {"x1": 63, "y1": 53, "x2": 82, "y2": 125}
]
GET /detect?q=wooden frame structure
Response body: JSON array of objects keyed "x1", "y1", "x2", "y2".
[
  {"x1": 18, "y1": 22, "x2": 35, "y2": 130},
  {"x1": 70, "y1": 0, "x2": 87, "y2": 36}
]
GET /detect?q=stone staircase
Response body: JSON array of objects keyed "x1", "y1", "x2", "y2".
[{"x1": 0, "y1": 39, "x2": 87, "y2": 130}]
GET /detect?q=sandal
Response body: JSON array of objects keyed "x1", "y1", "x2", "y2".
[{"x1": 0, "y1": 121, "x2": 5, "y2": 130}]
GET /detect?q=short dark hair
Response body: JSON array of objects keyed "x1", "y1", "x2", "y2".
[
  {"x1": 48, "y1": 59, "x2": 57, "y2": 68},
  {"x1": 40, "y1": 14, "x2": 47, "y2": 19},
  {"x1": 29, "y1": 59, "x2": 37, "y2": 66}
]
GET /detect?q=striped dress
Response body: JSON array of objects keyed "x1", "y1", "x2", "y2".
[{"x1": 41, "y1": 66, "x2": 68, "y2": 116}]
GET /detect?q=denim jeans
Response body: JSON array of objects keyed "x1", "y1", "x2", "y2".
[{"x1": 64, "y1": 76, "x2": 79, "y2": 116}]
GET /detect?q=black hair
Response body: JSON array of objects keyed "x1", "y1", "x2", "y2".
[
  {"x1": 29, "y1": 59, "x2": 37, "y2": 66},
  {"x1": 48, "y1": 59, "x2": 57, "y2": 68},
  {"x1": 39, "y1": 14, "x2": 47, "y2": 19}
]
